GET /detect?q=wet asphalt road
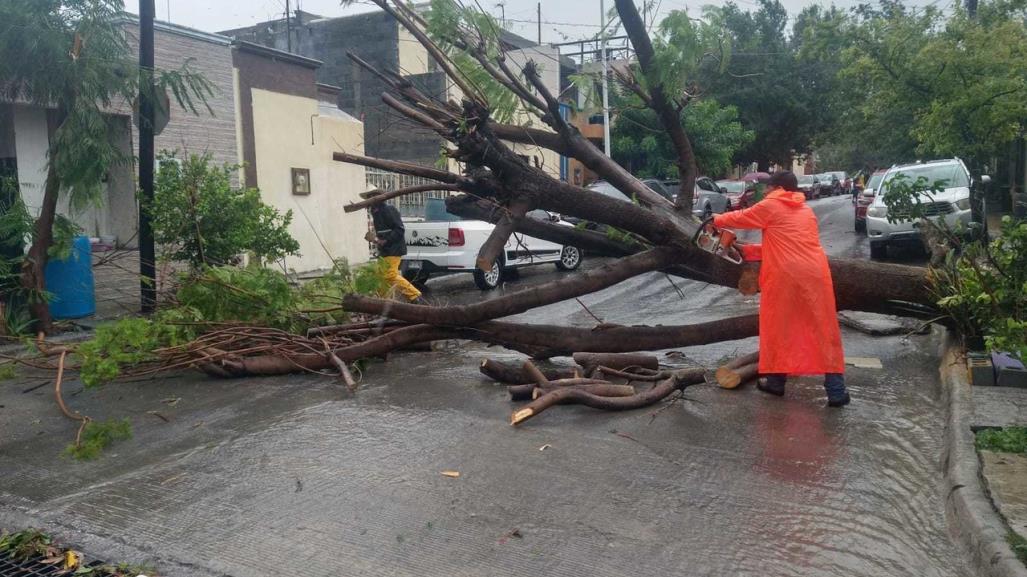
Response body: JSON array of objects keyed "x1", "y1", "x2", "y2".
[{"x1": 0, "y1": 196, "x2": 971, "y2": 576}]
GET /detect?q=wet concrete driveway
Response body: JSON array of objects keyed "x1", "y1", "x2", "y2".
[{"x1": 0, "y1": 197, "x2": 971, "y2": 576}]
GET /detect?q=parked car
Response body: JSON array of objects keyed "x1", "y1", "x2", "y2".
[
  {"x1": 401, "y1": 199, "x2": 582, "y2": 290},
  {"x1": 716, "y1": 179, "x2": 756, "y2": 210},
  {"x1": 797, "y1": 174, "x2": 821, "y2": 200},
  {"x1": 662, "y1": 177, "x2": 731, "y2": 218},
  {"x1": 854, "y1": 169, "x2": 887, "y2": 233},
  {"x1": 865, "y1": 159, "x2": 978, "y2": 259},
  {"x1": 821, "y1": 171, "x2": 851, "y2": 196}
]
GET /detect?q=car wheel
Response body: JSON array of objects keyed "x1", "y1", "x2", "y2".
[
  {"x1": 555, "y1": 246, "x2": 582, "y2": 271},
  {"x1": 854, "y1": 219, "x2": 866, "y2": 233},
  {"x1": 473, "y1": 259, "x2": 504, "y2": 290},
  {"x1": 702, "y1": 204, "x2": 713, "y2": 220},
  {"x1": 869, "y1": 242, "x2": 887, "y2": 259}
]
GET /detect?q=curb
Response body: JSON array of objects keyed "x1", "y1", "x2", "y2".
[{"x1": 940, "y1": 331, "x2": 1027, "y2": 577}]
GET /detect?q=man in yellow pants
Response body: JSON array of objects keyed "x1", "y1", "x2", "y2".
[{"x1": 362, "y1": 190, "x2": 423, "y2": 302}]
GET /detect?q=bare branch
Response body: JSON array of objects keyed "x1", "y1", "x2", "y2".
[
  {"x1": 332, "y1": 151, "x2": 465, "y2": 184},
  {"x1": 344, "y1": 183, "x2": 464, "y2": 213}
]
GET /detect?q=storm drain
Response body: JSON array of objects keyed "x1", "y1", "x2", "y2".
[{"x1": 0, "y1": 554, "x2": 104, "y2": 576}]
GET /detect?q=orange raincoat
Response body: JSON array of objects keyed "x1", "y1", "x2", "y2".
[{"x1": 713, "y1": 188, "x2": 845, "y2": 374}]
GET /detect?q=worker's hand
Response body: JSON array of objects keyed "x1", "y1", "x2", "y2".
[
  {"x1": 704, "y1": 221, "x2": 718, "y2": 234},
  {"x1": 364, "y1": 231, "x2": 376, "y2": 242}
]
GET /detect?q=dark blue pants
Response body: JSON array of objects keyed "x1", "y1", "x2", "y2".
[{"x1": 765, "y1": 373, "x2": 847, "y2": 398}]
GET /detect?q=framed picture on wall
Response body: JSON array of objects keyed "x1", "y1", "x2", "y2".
[{"x1": 291, "y1": 168, "x2": 311, "y2": 195}]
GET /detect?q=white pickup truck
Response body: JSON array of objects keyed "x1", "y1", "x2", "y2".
[{"x1": 400, "y1": 198, "x2": 583, "y2": 290}]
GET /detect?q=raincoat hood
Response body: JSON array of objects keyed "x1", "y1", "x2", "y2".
[{"x1": 766, "y1": 187, "x2": 808, "y2": 206}]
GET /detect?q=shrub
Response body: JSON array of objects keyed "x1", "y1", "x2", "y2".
[{"x1": 151, "y1": 152, "x2": 300, "y2": 268}]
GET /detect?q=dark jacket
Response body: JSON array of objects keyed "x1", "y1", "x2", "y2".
[{"x1": 371, "y1": 204, "x2": 407, "y2": 257}]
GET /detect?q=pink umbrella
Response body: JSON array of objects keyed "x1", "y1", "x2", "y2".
[{"x1": 742, "y1": 171, "x2": 771, "y2": 182}]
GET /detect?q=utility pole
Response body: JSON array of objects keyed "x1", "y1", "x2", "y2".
[
  {"x1": 537, "y1": 2, "x2": 542, "y2": 44},
  {"x1": 138, "y1": 0, "x2": 157, "y2": 313},
  {"x1": 285, "y1": 0, "x2": 292, "y2": 52},
  {"x1": 600, "y1": 0, "x2": 611, "y2": 156}
]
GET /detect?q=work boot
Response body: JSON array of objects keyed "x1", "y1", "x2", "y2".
[
  {"x1": 757, "y1": 374, "x2": 786, "y2": 397},
  {"x1": 824, "y1": 373, "x2": 850, "y2": 407}
]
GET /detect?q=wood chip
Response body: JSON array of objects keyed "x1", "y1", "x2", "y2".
[
  {"x1": 845, "y1": 357, "x2": 883, "y2": 369},
  {"x1": 441, "y1": 470, "x2": 460, "y2": 478},
  {"x1": 539, "y1": 444, "x2": 551, "y2": 451}
]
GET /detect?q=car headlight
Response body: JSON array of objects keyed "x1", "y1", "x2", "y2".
[
  {"x1": 955, "y1": 197, "x2": 971, "y2": 210},
  {"x1": 867, "y1": 206, "x2": 887, "y2": 218}
]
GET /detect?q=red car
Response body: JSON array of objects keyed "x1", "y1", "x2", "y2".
[
  {"x1": 716, "y1": 179, "x2": 756, "y2": 210},
  {"x1": 855, "y1": 169, "x2": 887, "y2": 233}
]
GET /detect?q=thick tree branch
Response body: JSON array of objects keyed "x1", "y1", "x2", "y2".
[
  {"x1": 476, "y1": 197, "x2": 531, "y2": 271},
  {"x1": 616, "y1": 0, "x2": 699, "y2": 212},
  {"x1": 343, "y1": 247, "x2": 678, "y2": 325}
]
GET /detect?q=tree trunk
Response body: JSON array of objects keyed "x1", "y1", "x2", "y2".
[{"x1": 21, "y1": 158, "x2": 62, "y2": 334}]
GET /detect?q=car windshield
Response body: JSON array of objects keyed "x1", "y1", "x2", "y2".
[
  {"x1": 587, "y1": 181, "x2": 633, "y2": 203},
  {"x1": 717, "y1": 181, "x2": 745, "y2": 193},
  {"x1": 828, "y1": 171, "x2": 847, "y2": 180},
  {"x1": 798, "y1": 175, "x2": 816, "y2": 185},
  {"x1": 881, "y1": 163, "x2": 970, "y2": 194},
  {"x1": 423, "y1": 198, "x2": 462, "y2": 222},
  {"x1": 866, "y1": 172, "x2": 885, "y2": 190}
]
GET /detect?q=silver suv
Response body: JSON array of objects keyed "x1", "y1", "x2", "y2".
[{"x1": 866, "y1": 159, "x2": 974, "y2": 259}]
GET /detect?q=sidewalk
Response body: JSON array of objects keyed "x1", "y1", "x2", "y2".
[{"x1": 975, "y1": 386, "x2": 1027, "y2": 550}]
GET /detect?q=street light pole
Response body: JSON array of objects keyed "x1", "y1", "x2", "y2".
[
  {"x1": 600, "y1": 0, "x2": 611, "y2": 156},
  {"x1": 138, "y1": 0, "x2": 157, "y2": 313}
]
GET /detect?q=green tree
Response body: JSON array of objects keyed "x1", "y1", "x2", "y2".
[
  {"x1": 612, "y1": 96, "x2": 753, "y2": 178},
  {"x1": 152, "y1": 153, "x2": 300, "y2": 268},
  {"x1": 0, "y1": 0, "x2": 212, "y2": 332},
  {"x1": 807, "y1": 0, "x2": 1027, "y2": 170},
  {"x1": 698, "y1": 0, "x2": 820, "y2": 170}
]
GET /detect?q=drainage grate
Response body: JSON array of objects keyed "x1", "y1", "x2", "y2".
[{"x1": 0, "y1": 553, "x2": 104, "y2": 576}]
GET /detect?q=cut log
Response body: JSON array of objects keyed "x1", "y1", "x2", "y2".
[
  {"x1": 511, "y1": 368, "x2": 705, "y2": 426},
  {"x1": 480, "y1": 358, "x2": 578, "y2": 384},
  {"x1": 522, "y1": 360, "x2": 551, "y2": 386},
  {"x1": 530, "y1": 383, "x2": 636, "y2": 400},
  {"x1": 715, "y1": 351, "x2": 759, "y2": 389},
  {"x1": 716, "y1": 362, "x2": 759, "y2": 390},
  {"x1": 573, "y1": 352, "x2": 659, "y2": 377},
  {"x1": 507, "y1": 378, "x2": 622, "y2": 401}
]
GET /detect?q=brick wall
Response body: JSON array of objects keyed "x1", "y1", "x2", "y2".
[{"x1": 121, "y1": 22, "x2": 237, "y2": 169}]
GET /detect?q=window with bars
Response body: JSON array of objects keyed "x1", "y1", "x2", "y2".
[{"x1": 365, "y1": 167, "x2": 453, "y2": 218}]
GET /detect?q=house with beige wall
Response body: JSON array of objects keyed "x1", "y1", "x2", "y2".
[{"x1": 232, "y1": 41, "x2": 369, "y2": 274}]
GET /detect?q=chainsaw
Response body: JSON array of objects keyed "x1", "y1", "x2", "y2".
[{"x1": 693, "y1": 217, "x2": 744, "y2": 265}]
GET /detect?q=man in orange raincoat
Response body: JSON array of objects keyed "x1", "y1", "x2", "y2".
[{"x1": 713, "y1": 171, "x2": 850, "y2": 407}]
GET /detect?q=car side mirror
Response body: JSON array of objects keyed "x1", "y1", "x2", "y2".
[{"x1": 980, "y1": 174, "x2": 992, "y2": 186}]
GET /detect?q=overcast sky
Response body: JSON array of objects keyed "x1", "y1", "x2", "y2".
[{"x1": 129, "y1": 0, "x2": 940, "y2": 45}]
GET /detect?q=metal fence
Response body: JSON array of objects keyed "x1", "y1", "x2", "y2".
[{"x1": 365, "y1": 167, "x2": 453, "y2": 218}]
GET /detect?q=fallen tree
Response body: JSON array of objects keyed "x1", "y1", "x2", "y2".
[
  {"x1": 197, "y1": 0, "x2": 936, "y2": 395},
  {"x1": 26, "y1": 0, "x2": 944, "y2": 434}
]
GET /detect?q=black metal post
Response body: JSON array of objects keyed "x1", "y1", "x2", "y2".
[
  {"x1": 286, "y1": 0, "x2": 292, "y2": 52},
  {"x1": 537, "y1": 2, "x2": 542, "y2": 44},
  {"x1": 139, "y1": 0, "x2": 156, "y2": 313}
]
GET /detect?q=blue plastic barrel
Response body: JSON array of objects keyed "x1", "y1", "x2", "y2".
[{"x1": 45, "y1": 235, "x2": 96, "y2": 319}]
